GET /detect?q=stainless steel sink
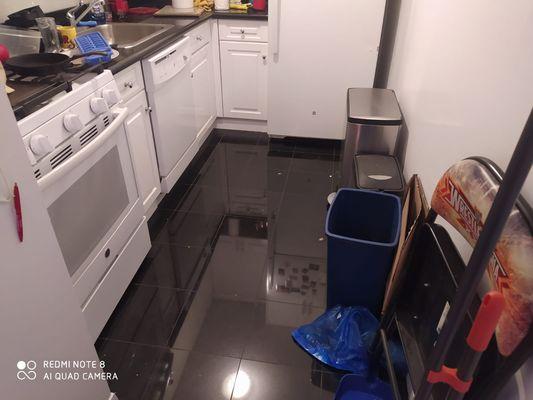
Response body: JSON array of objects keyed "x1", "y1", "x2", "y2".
[{"x1": 80, "y1": 23, "x2": 173, "y2": 54}]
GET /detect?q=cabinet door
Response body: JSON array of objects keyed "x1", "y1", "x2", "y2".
[
  {"x1": 220, "y1": 41, "x2": 268, "y2": 120},
  {"x1": 124, "y1": 91, "x2": 161, "y2": 213},
  {"x1": 191, "y1": 44, "x2": 217, "y2": 140}
]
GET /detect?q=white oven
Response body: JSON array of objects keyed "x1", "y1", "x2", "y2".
[{"x1": 18, "y1": 71, "x2": 151, "y2": 340}]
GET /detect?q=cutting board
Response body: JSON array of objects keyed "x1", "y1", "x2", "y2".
[{"x1": 154, "y1": 6, "x2": 205, "y2": 17}]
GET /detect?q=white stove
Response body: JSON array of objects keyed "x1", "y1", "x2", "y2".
[{"x1": 18, "y1": 70, "x2": 151, "y2": 341}]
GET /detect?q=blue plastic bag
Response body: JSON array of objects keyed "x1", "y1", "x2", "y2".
[{"x1": 292, "y1": 306, "x2": 378, "y2": 374}]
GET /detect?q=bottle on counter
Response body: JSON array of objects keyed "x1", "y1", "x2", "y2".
[
  {"x1": 253, "y1": 0, "x2": 266, "y2": 10},
  {"x1": 173, "y1": 0, "x2": 193, "y2": 8},
  {"x1": 104, "y1": 2, "x2": 113, "y2": 23},
  {"x1": 92, "y1": 2, "x2": 107, "y2": 24},
  {"x1": 111, "y1": 0, "x2": 129, "y2": 20}
]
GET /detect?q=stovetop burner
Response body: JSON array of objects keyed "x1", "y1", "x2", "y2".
[{"x1": 6, "y1": 62, "x2": 105, "y2": 121}]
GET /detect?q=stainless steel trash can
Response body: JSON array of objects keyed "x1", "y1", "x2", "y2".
[{"x1": 341, "y1": 88, "x2": 402, "y2": 186}]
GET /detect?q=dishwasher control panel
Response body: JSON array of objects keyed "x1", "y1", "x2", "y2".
[{"x1": 143, "y1": 37, "x2": 192, "y2": 87}]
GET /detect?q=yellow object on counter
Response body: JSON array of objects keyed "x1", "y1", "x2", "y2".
[
  {"x1": 57, "y1": 26, "x2": 77, "y2": 49},
  {"x1": 194, "y1": 0, "x2": 214, "y2": 11},
  {"x1": 229, "y1": 4, "x2": 250, "y2": 10}
]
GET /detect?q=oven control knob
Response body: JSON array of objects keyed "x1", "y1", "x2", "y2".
[
  {"x1": 30, "y1": 134, "x2": 53, "y2": 157},
  {"x1": 103, "y1": 89, "x2": 120, "y2": 106},
  {"x1": 64, "y1": 113, "x2": 83, "y2": 133},
  {"x1": 90, "y1": 97, "x2": 109, "y2": 115}
]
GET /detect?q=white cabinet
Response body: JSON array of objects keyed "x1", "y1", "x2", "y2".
[
  {"x1": 218, "y1": 19, "x2": 269, "y2": 42},
  {"x1": 191, "y1": 44, "x2": 217, "y2": 141},
  {"x1": 225, "y1": 142, "x2": 267, "y2": 216},
  {"x1": 114, "y1": 62, "x2": 145, "y2": 102},
  {"x1": 220, "y1": 40, "x2": 268, "y2": 120},
  {"x1": 124, "y1": 91, "x2": 161, "y2": 213}
]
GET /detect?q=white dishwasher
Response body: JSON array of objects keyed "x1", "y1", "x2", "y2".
[{"x1": 143, "y1": 37, "x2": 196, "y2": 193}]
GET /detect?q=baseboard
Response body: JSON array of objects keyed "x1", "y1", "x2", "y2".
[{"x1": 215, "y1": 118, "x2": 268, "y2": 133}]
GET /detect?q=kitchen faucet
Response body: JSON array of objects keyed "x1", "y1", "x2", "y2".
[{"x1": 66, "y1": 0, "x2": 105, "y2": 26}]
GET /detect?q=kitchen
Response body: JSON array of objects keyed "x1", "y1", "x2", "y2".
[{"x1": 0, "y1": 1, "x2": 532, "y2": 400}]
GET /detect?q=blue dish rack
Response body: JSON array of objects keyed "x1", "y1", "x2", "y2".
[{"x1": 74, "y1": 31, "x2": 113, "y2": 65}]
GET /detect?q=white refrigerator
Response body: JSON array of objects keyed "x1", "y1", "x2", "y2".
[{"x1": 268, "y1": 0, "x2": 386, "y2": 139}]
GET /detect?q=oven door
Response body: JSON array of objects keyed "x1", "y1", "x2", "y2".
[{"x1": 39, "y1": 107, "x2": 143, "y2": 306}]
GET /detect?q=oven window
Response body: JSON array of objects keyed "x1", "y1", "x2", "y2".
[{"x1": 48, "y1": 147, "x2": 129, "y2": 277}]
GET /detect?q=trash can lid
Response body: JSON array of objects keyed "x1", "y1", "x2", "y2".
[
  {"x1": 354, "y1": 155, "x2": 404, "y2": 191},
  {"x1": 348, "y1": 88, "x2": 402, "y2": 126}
]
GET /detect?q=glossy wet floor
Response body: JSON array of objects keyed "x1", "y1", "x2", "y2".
[{"x1": 96, "y1": 130, "x2": 346, "y2": 400}]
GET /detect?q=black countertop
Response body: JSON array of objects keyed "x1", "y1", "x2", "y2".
[{"x1": 213, "y1": 8, "x2": 268, "y2": 20}]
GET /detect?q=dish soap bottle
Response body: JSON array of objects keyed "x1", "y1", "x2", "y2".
[{"x1": 92, "y1": 2, "x2": 107, "y2": 24}]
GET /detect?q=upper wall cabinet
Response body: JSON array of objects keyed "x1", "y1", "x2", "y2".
[{"x1": 218, "y1": 20, "x2": 268, "y2": 121}]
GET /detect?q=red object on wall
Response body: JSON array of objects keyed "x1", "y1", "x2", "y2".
[
  {"x1": 253, "y1": 0, "x2": 266, "y2": 11},
  {"x1": 13, "y1": 183, "x2": 23, "y2": 242}
]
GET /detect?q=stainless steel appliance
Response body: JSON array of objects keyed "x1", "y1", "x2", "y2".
[{"x1": 341, "y1": 88, "x2": 403, "y2": 186}]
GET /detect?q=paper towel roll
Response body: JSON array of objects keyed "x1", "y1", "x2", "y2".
[
  {"x1": 173, "y1": 0, "x2": 193, "y2": 8},
  {"x1": 215, "y1": 0, "x2": 229, "y2": 10}
]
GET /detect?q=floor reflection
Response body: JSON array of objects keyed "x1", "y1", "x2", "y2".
[{"x1": 96, "y1": 130, "x2": 342, "y2": 400}]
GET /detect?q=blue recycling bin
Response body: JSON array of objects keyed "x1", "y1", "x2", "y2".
[{"x1": 326, "y1": 188, "x2": 401, "y2": 315}]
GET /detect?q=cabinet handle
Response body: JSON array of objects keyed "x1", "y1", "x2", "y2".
[
  {"x1": 262, "y1": 55, "x2": 267, "y2": 61},
  {"x1": 196, "y1": 36, "x2": 203, "y2": 41},
  {"x1": 13, "y1": 183, "x2": 23, "y2": 242},
  {"x1": 145, "y1": 106, "x2": 152, "y2": 113},
  {"x1": 240, "y1": 29, "x2": 245, "y2": 34},
  {"x1": 124, "y1": 81, "x2": 134, "y2": 89}
]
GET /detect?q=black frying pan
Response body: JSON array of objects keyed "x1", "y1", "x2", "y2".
[{"x1": 4, "y1": 52, "x2": 108, "y2": 76}]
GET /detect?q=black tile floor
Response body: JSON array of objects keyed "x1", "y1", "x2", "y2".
[{"x1": 96, "y1": 130, "x2": 346, "y2": 400}]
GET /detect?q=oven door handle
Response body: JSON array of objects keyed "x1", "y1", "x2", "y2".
[{"x1": 38, "y1": 107, "x2": 129, "y2": 190}]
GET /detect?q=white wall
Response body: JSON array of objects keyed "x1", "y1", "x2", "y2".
[
  {"x1": 388, "y1": 0, "x2": 533, "y2": 203},
  {"x1": 385, "y1": 1, "x2": 533, "y2": 399},
  {"x1": 0, "y1": 0, "x2": 77, "y2": 22}
]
